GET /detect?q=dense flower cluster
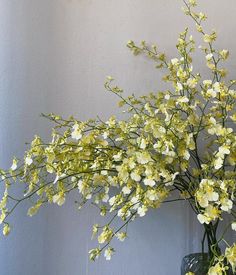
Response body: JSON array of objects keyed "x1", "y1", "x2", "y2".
[{"x1": 0, "y1": 0, "x2": 235, "y2": 273}]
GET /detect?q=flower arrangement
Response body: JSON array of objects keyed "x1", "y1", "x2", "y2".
[{"x1": 0, "y1": 0, "x2": 235, "y2": 274}]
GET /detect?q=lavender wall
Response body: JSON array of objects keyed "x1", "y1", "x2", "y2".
[{"x1": 0, "y1": 1, "x2": 235, "y2": 274}]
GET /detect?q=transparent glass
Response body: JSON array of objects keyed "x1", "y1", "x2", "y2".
[
  {"x1": 181, "y1": 253, "x2": 234, "y2": 275},
  {"x1": 181, "y1": 253, "x2": 210, "y2": 275}
]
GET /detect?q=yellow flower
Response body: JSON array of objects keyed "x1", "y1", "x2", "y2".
[
  {"x1": 89, "y1": 248, "x2": 101, "y2": 261},
  {"x1": 197, "y1": 205, "x2": 220, "y2": 224},
  {"x1": 225, "y1": 244, "x2": 236, "y2": 272},
  {"x1": 219, "y1": 49, "x2": 229, "y2": 60},
  {"x1": 3, "y1": 224, "x2": 10, "y2": 236},
  {"x1": 98, "y1": 226, "x2": 113, "y2": 244},
  {"x1": 52, "y1": 192, "x2": 65, "y2": 206},
  {"x1": 189, "y1": 0, "x2": 196, "y2": 6},
  {"x1": 204, "y1": 32, "x2": 217, "y2": 43},
  {"x1": 27, "y1": 201, "x2": 42, "y2": 217},
  {"x1": 208, "y1": 263, "x2": 224, "y2": 275}
]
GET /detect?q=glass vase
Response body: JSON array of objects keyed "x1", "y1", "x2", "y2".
[
  {"x1": 181, "y1": 253, "x2": 210, "y2": 275},
  {"x1": 181, "y1": 253, "x2": 234, "y2": 275}
]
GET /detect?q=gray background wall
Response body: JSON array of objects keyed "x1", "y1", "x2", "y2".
[{"x1": 0, "y1": 0, "x2": 235, "y2": 274}]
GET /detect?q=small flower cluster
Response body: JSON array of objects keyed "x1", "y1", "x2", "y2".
[
  {"x1": 0, "y1": 0, "x2": 235, "y2": 273},
  {"x1": 196, "y1": 179, "x2": 234, "y2": 225}
]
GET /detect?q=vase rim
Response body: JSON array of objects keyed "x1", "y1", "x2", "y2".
[{"x1": 183, "y1": 252, "x2": 209, "y2": 259}]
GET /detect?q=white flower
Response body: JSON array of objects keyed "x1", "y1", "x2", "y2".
[
  {"x1": 214, "y1": 157, "x2": 223, "y2": 170},
  {"x1": 101, "y1": 170, "x2": 108, "y2": 175},
  {"x1": 208, "y1": 191, "x2": 219, "y2": 202},
  {"x1": 102, "y1": 194, "x2": 109, "y2": 203},
  {"x1": 144, "y1": 167, "x2": 153, "y2": 177},
  {"x1": 165, "y1": 172, "x2": 179, "y2": 186},
  {"x1": 127, "y1": 159, "x2": 136, "y2": 169},
  {"x1": 213, "y1": 82, "x2": 221, "y2": 92},
  {"x1": 165, "y1": 112, "x2": 171, "y2": 123},
  {"x1": 209, "y1": 117, "x2": 216, "y2": 125},
  {"x1": 206, "y1": 53, "x2": 213, "y2": 61},
  {"x1": 53, "y1": 173, "x2": 66, "y2": 184},
  {"x1": 146, "y1": 190, "x2": 158, "y2": 201},
  {"x1": 197, "y1": 214, "x2": 209, "y2": 224},
  {"x1": 85, "y1": 193, "x2": 92, "y2": 200},
  {"x1": 71, "y1": 131, "x2": 82, "y2": 140},
  {"x1": 102, "y1": 132, "x2": 109, "y2": 139},
  {"x1": 116, "y1": 232, "x2": 127, "y2": 241},
  {"x1": 113, "y1": 152, "x2": 122, "y2": 161},
  {"x1": 136, "y1": 152, "x2": 152, "y2": 164},
  {"x1": 117, "y1": 208, "x2": 131, "y2": 219},
  {"x1": 140, "y1": 138, "x2": 147, "y2": 149},
  {"x1": 183, "y1": 150, "x2": 190, "y2": 160},
  {"x1": 137, "y1": 205, "x2": 148, "y2": 217},
  {"x1": 77, "y1": 180, "x2": 84, "y2": 192},
  {"x1": 220, "y1": 198, "x2": 233, "y2": 212},
  {"x1": 71, "y1": 124, "x2": 82, "y2": 140},
  {"x1": 122, "y1": 186, "x2": 131, "y2": 195},
  {"x1": 131, "y1": 196, "x2": 139, "y2": 204},
  {"x1": 198, "y1": 195, "x2": 209, "y2": 208},
  {"x1": 203, "y1": 80, "x2": 212, "y2": 86},
  {"x1": 109, "y1": 196, "x2": 116, "y2": 206},
  {"x1": 10, "y1": 159, "x2": 18, "y2": 171},
  {"x1": 176, "y1": 82, "x2": 183, "y2": 92},
  {"x1": 171, "y1": 58, "x2": 179, "y2": 65},
  {"x1": 164, "y1": 94, "x2": 170, "y2": 100},
  {"x1": 171, "y1": 172, "x2": 179, "y2": 181},
  {"x1": 218, "y1": 145, "x2": 230, "y2": 156},
  {"x1": 53, "y1": 175, "x2": 59, "y2": 184},
  {"x1": 186, "y1": 78, "x2": 197, "y2": 89},
  {"x1": 231, "y1": 222, "x2": 236, "y2": 231},
  {"x1": 25, "y1": 156, "x2": 33, "y2": 166},
  {"x1": 206, "y1": 88, "x2": 217, "y2": 98},
  {"x1": 176, "y1": 96, "x2": 189, "y2": 105},
  {"x1": 130, "y1": 171, "x2": 141, "y2": 182},
  {"x1": 205, "y1": 190, "x2": 219, "y2": 201},
  {"x1": 104, "y1": 247, "x2": 114, "y2": 261},
  {"x1": 11, "y1": 163, "x2": 17, "y2": 171},
  {"x1": 144, "y1": 178, "x2": 155, "y2": 187},
  {"x1": 131, "y1": 196, "x2": 140, "y2": 210}
]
